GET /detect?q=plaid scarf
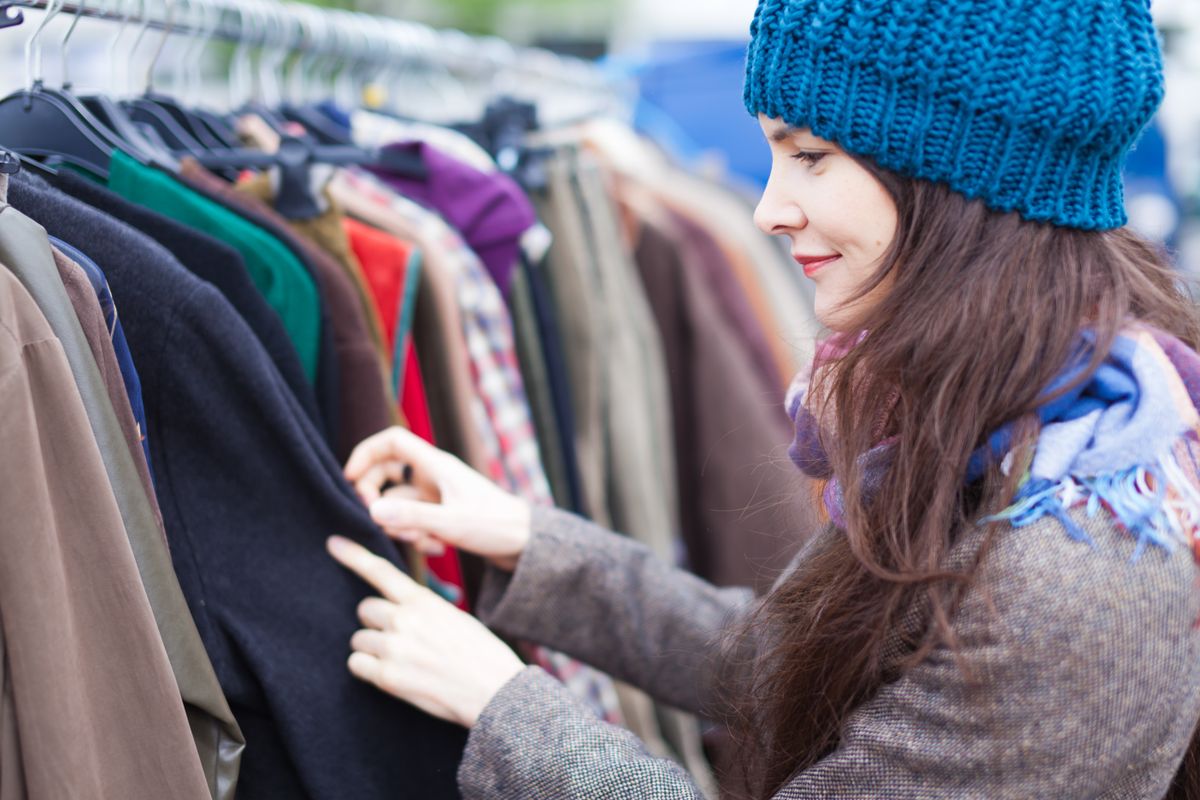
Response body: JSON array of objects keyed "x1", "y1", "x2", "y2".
[{"x1": 789, "y1": 326, "x2": 1200, "y2": 558}]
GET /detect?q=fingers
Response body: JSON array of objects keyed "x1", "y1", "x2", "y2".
[
  {"x1": 350, "y1": 628, "x2": 390, "y2": 657},
  {"x1": 356, "y1": 597, "x2": 397, "y2": 630},
  {"x1": 352, "y1": 461, "x2": 410, "y2": 506},
  {"x1": 344, "y1": 426, "x2": 440, "y2": 485},
  {"x1": 327, "y1": 536, "x2": 424, "y2": 604},
  {"x1": 346, "y1": 652, "x2": 417, "y2": 709},
  {"x1": 370, "y1": 496, "x2": 459, "y2": 543},
  {"x1": 347, "y1": 651, "x2": 396, "y2": 695}
]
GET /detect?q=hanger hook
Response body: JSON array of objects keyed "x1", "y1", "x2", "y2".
[
  {"x1": 126, "y1": 0, "x2": 154, "y2": 95},
  {"x1": 106, "y1": 0, "x2": 134, "y2": 95},
  {"x1": 144, "y1": 0, "x2": 177, "y2": 94},
  {"x1": 184, "y1": 0, "x2": 217, "y2": 107},
  {"x1": 258, "y1": 0, "x2": 287, "y2": 108},
  {"x1": 59, "y1": 0, "x2": 87, "y2": 91},
  {"x1": 231, "y1": 0, "x2": 267, "y2": 108},
  {"x1": 249, "y1": 0, "x2": 272, "y2": 104},
  {"x1": 25, "y1": 0, "x2": 66, "y2": 92},
  {"x1": 295, "y1": 3, "x2": 325, "y2": 105},
  {"x1": 282, "y1": 2, "x2": 311, "y2": 106}
]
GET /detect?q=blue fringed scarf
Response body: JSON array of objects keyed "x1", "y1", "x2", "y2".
[{"x1": 788, "y1": 326, "x2": 1200, "y2": 558}]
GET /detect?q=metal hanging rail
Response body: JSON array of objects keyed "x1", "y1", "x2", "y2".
[{"x1": 0, "y1": 0, "x2": 611, "y2": 89}]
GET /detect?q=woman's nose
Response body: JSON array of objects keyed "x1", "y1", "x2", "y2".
[{"x1": 753, "y1": 175, "x2": 807, "y2": 236}]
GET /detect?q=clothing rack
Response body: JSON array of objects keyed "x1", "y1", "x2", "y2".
[{"x1": 0, "y1": 0, "x2": 614, "y2": 101}]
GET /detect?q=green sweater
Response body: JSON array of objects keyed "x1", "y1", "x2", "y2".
[{"x1": 106, "y1": 151, "x2": 320, "y2": 382}]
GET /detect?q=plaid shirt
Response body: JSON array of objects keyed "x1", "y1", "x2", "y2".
[{"x1": 338, "y1": 167, "x2": 624, "y2": 724}]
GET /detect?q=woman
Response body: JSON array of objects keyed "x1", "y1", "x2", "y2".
[{"x1": 328, "y1": 0, "x2": 1200, "y2": 796}]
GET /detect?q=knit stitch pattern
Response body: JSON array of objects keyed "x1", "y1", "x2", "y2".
[{"x1": 743, "y1": 0, "x2": 1164, "y2": 230}]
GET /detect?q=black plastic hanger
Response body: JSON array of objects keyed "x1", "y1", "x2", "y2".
[
  {"x1": 141, "y1": 89, "x2": 257, "y2": 154},
  {"x1": 279, "y1": 101, "x2": 355, "y2": 146},
  {"x1": 123, "y1": 96, "x2": 208, "y2": 157},
  {"x1": 189, "y1": 108, "x2": 243, "y2": 149},
  {"x1": 79, "y1": 93, "x2": 178, "y2": 169},
  {"x1": 0, "y1": 145, "x2": 22, "y2": 175},
  {"x1": 455, "y1": 96, "x2": 546, "y2": 189},
  {"x1": 0, "y1": 86, "x2": 115, "y2": 179},
  {"x1": 194, "y1": 135, "x2": 427, "y2": 220},
  {"x1": 0, "y1": 0, "x2": 154, "y2": 178}
]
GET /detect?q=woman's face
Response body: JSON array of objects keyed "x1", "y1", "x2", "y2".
[{"x1": 754, "y1": 116, "x2": 898, "y2": 331}]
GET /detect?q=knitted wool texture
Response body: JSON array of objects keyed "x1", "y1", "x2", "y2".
[{"x1": 743, "y1": 0, "x2": 1165, "y2": 230}]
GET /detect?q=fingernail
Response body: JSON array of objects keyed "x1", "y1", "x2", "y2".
[{"x1": 327, "y1": 535, "x2": 350, "y2": 557}]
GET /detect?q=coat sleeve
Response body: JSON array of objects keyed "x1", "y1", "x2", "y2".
[
  {"x1": 473, "y1": 506, "x2": 756, "y2": 716},
  {"x1": 461, "y1": 509, "x2": 1200, "y2": 800}
]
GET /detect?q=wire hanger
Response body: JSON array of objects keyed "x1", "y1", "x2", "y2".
[
  {"x1": 74, "y1": 0, "x2": 180, "y2": 168},
  {"x1": 0, "y1": 0, "x2": 123, "y2": 178}
]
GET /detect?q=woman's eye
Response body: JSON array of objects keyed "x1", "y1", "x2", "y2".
[{"x1": 790, "y1": 151, "x2": 826, "y2": 166}]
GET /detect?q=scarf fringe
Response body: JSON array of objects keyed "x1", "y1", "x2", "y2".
[{"x1": 985, "y1": 442, "x2": 1200, "y2": 561}]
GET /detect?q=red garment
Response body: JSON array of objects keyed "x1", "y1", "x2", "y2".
[
  {"x1": 344, "y1": 216, "x2": 466, "y2": 609},
  {"x1": 344, "y1": 216, "x2": 407, "y2": 351},
  {"x1": 402, "y1": 340, "x2": 436, "y2": 444}
]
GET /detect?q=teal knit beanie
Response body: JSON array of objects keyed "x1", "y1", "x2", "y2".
[{"x1": 743, "y1": 0, "x2": 1165, "y2": 231}]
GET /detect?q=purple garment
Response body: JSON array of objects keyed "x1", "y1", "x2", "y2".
[{"x1": 366, "y1": 141, "x2": 535, "y2": 296}]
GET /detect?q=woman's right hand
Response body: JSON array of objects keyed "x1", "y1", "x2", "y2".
[{"x1": 344, "y1": 426, "x2": 530, "y2": 572}]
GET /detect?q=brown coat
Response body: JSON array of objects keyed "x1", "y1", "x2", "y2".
[
  {"x1": 460, "y1": 506, "x2": 1200, "y2": 798},
  {"x1": 0, "y1": 191, "x2": 243, "y2": 800},
  {"x1": 0, "y1": 261, "x2": 212, "y2": 799}
]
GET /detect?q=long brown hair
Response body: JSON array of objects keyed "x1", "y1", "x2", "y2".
[{"x1": 719, "y1": 167, "x2": 1200, "y2": 798}]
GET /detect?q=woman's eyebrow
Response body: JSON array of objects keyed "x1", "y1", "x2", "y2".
[{"x1": 770, "y1": 125, "x2": 803, "y2": 143}]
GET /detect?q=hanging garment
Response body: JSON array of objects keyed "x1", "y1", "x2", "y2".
[
  {"x1": 569, "y1": 149, "x2": 681, "y2": 561},
  {"x1": 50, "y1": 244, "x2": 160, "y2": 529},
  {"x1": 367, "y1": 140, "x2": 538, "y2": 296},
  {"x1": 343, "y1": 217, "x2": 465, "y2": 602},
  {"x1": 0, "y1": 260, "x2": 213, "y2": 800},
  {"x1": 334, "y1": 171, "x2": 495, "y2": 475},
  {"x1": 50, "y1": 236, "x2": 153, "y2": 480},
  {"x1": 49, "y1": 171, "x2": 327, "y2": 440},
  {"x1": 579, "y1": 119, "x2": 816, "y2": 383},
  {"x1": 653, "y1": 168, "x2": 816, "y2": 383},
  {"x1": 514, "y1": 254, "x2": 586, "y2": 515},
  {"x1": 343, "y1": 216, "x2": 412, "y2": 353},
  {"x1": 235, "y1": 170, "x2": 393, "y2": 377},
  {"x1": 338, "y1": 171, "x2": 523, "y2": 607},
  {"x1": 631, "y1": 209, "x2": 817, "y2": 591},
  {"x1": 351, "y1": 110, "x2": 499, "y2": 173},
  {"x1": 104, "y1": 150, "x2": 323, "y2": 384},
  {"x1": 179, "y1": 160, "x2": 395, "y2": 463},
  {"x1": 397, "y1": 248, "x2": 422, "y2": 366},
  {"x1": 663, "y1": 206, "x2": 784, "y2": 399},
  {"x1": 400, "y1": 340, "x2": 436, "y2": 442},
  {"x1": 508, "y1": 263, "x2": 576, "y2": 511},
  {"x1": 9, "y1": 175, "x2": 467, "y2": 800},
  {"x1": 526, "y1": 155, "x2": 611, "y2": 529},
  {"x1": 537, "y1": 148, "x2": 715, "y2": 788},
  {"x1": 654, "y1": 180, "x2": 804, "y2": 389},
  {"x1": 346, "y1": 222, "x2": 427, "y2": 432},
  {"x1": 0, "y1": 182, "x2": 245, "y2": 800},
  {"x1": 332, "y1": 167, "x2": 626, "y2": 724}
]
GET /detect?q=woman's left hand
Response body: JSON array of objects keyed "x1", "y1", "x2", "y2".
[{"x1": 327, "y1": 535, "x2": 526, "y2": 728}]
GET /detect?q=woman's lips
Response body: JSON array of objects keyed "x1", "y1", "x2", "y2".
[{"x1": 793, "y1": 254, "x2": 841, "y2": 278}]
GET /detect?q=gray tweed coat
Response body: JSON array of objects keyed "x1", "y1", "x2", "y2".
[{"x1": 457, "y1": 506, "x2": 1200, "y2": 798}]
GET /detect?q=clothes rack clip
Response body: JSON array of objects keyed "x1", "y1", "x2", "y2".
[
  {"x1": 0, "y1": 146, "x2": 22, "y2": 174},
  {"x1": 0, "y1": 2, "x2": 25, "y2": 29}
]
